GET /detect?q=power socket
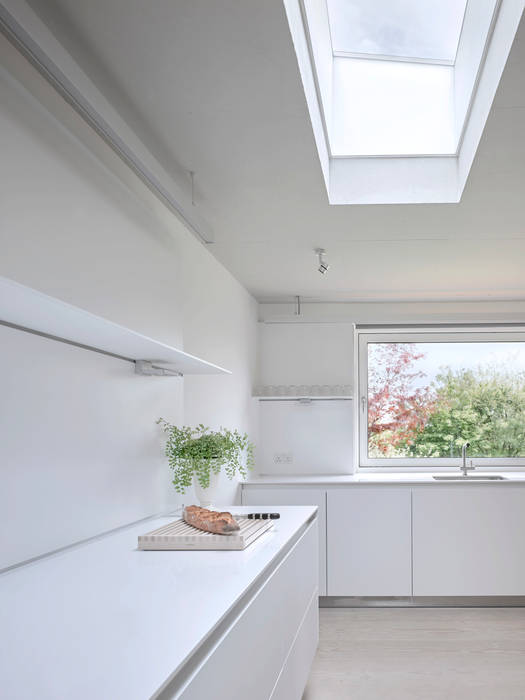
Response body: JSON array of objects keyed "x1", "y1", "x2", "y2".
[{"x1": 273, "y1": 452, "x2": 293, "y2": 464}]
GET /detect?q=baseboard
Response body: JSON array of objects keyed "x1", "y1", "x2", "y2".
[{"x1": 319, "y1": 596, "x2": 525, "y2": 608}]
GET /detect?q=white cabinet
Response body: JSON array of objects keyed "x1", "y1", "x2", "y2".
[
  {"x1": 242, "y1": 487, "x2": 327, "y2": 595},
  {"x1": 327, "y1": 488, "x2": 412, "y2": 596},
  {"x1": 173, "y1": 520, "x2": 318, "y2": 700},
  {"x1": 413, "y1": 486, "x2": 525, "y2": 596},
  {"x1": 0, "y1": 507, "x2": 318, "y2": 700}
]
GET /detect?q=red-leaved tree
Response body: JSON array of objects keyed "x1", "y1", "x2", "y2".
[{"x1": 367, "y1": 343, "x2": 435, "y2": 456}]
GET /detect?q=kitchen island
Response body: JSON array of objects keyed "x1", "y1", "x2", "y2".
[{"x1": 0, "y1": 506, "x2": 318, "y2": 699}]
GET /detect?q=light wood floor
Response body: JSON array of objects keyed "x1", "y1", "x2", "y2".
[{"x1": 303, "y1": 607, "x2": 525, "y2": 700}]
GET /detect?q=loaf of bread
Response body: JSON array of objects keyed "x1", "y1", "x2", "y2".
[{"x1": 183, "y1": 505, "x2": 240, "y2": 535}]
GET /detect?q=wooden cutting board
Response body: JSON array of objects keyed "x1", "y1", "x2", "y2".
[{"x1": 138, "y1": 516, "x2": 274, "y2": 551}]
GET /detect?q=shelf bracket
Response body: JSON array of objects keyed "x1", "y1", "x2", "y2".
[{"x1": 135, "y1": 360, "x2": 183, "y2": 377}]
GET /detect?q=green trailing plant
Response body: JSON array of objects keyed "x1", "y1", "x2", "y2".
[{"x1": 157, "y1": 419, "x2": 255, "y2": 494}]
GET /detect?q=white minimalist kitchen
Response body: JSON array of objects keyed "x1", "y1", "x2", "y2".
[{"x1": 1, "y1": 1, "x2": 525, "y2": 699}]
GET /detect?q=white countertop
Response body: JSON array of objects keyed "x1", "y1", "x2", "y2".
[
  {"x1": 0, "y1": 506, "x2": 316, "y2": 700},
  {"x1": 243, "y1": 472, "x2": 525, "y2": 486}
]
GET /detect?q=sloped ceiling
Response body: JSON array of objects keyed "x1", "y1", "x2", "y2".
[{"x1": 27, "y1": 0, "x2": 525, "y2": 302}]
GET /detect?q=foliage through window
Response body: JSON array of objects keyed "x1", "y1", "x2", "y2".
[{"x1": 358, "y1": 330, "x2": 525, "y2": 467}]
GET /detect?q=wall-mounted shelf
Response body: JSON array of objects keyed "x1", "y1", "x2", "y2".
[
  {"x1": 256, "y1": 396, "x2": 352, "y2": 402},
  {"x1": 0, "y1": 276, "x2": 231, "y2": 376},
  {"x1": 253, "y1": 384, "x2": 352, "y2": 400}
]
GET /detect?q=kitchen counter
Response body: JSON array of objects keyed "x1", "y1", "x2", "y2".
[
  {"x1": 242, "y1": 477, "x2": 525, "y2": 599},
  {"x1": 0, "y1": 505, "x2": 317, "y2": 700},
  {"x1": 243, "y1": 472, "x2": 525, "y2": 486}
]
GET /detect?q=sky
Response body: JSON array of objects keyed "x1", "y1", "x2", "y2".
[{"x1": 370, "y1": 342, "x2": 525, "y2": 388}]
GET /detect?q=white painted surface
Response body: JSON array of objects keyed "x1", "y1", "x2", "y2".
[
  {"x1": 326, "y1": 488, "x2": 412, "y2": 596},
  {"x1": 0, "y1": 275, "x2": 229, "y2": 374},
  {"x1": 244, "y1": 473, "x2": 525, "y2": 485},
  {"x1": 293, "y1": 0, "x2": 520, "y2": 203},
  {"x1": 175, "y1": 512, "x2": 317, "y2": 700},
  {"x1": 258, "y1": 399, "x2": 353, "y2": 475},
  {"x1": 242, "y1": 481, "x2": 525, "y2": 597},
  {"x1": 269, "y1": 589, "x2": 319, "y2": 700},
  {"x1": 0, "y1": 506, "x2": 317, "y2": 700},
  {"x1": 181, "y1": 226, "x2": 258, "y2": 506},
  {"x1": 256, "y1": 322, "x2": 353, "y2": 477},
  {"x1": 0, "y1": 47, "x2": 257, "y2": 567},
  {"x1": 457, "y1": 0, "x2": 525, "y2": 197},
  {"x1": 258, "y1": 322, "x2": 354, "y2": 387},
  {"x1": 413, "y1": 487, "x2": 525, "y2": 595},
  {"x1": 302, "y1": 0, "x2": 333, "y2": 133},
  {"x1": 329, "y1": 151, "x2": 460, "y2": 204},
  {"x1": 258, "y1": 316, "x2": 525, "y2": 479},
  {"x1": 0, "y1": 324, "x2": 179, "y2": 570},
  {"x1": 2, "y1": 0, "x2": 213, "y2": 242},
  {"x1": 242, "y1": 486, "x2": 327, "y2": 594},
  {"x1": 260, "y1": 300, "x2": 525, "y2": 324},
  {"x1": 453, "y1": 0, "x2": 499, "y2": 142},
  {"x1": 19, "y1": 0, "x2": 525, "y2": 299},
  {"x1": 282, "y1": 0, "x2": 330, "y2": 188}
]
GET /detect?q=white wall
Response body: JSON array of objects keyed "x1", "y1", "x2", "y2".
[
  {"x1": 0, "y1": 44, "x2": 257, "y2": 568},
  {"x1": 258, "y1": 322, "x2": 353, "y2": 387},
  {"x1": 180, "y1": 235, "x2": 258, "y2": 504},
  {"x1": 256, "y1": 321, "x2": 353, "y2": 475},
  {"x1": 255, "y1": 300, "x2": 525, "y2": 475}
]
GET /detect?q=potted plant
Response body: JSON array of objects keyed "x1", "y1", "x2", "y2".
[{"x1": 157, "y1": 419, "x2": 255, "y2": 508}]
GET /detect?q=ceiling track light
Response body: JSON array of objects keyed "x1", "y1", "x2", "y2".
[{"x1": 315, "y1": 248, "x2": 330, "y2": 274}]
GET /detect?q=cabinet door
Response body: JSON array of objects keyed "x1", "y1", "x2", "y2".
[
  {"x1": 242, "y1": 487, "x2": 326, "y2": 595},
  {"x1": 327, "y1": 488, "x2": 412, "y2": 596},
  {"x1": 175, "y1": 522, "x2": 318, "y2": 700},
  {"x1": 413, "y1": 486, "x2": 525, "y2": 596}
]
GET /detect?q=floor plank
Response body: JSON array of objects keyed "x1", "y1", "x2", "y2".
[{"x1": 303, "y1": 608, "x2": 525, "y2": 700}]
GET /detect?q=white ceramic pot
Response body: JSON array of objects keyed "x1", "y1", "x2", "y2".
[{"x1": 193, "y1": 469, "x2": 221, "y2": 509}]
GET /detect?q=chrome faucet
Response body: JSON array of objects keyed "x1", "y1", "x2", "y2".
[{"x1": 461, "y1": 442, "x2": 472, "y2": 476}]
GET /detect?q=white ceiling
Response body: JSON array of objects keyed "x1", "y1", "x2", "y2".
[{"x1": 27, "y1": 0, "x2": 525, "y2": 303}]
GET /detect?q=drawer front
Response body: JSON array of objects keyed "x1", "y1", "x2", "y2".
[
  {"x1": 270, "y1": 589, "x2": 319, "y2": 700},
  {"x1": 172, "y1": 519, "x2": 318, "y2": 700}
]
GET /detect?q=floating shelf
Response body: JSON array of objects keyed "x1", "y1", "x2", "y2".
[
  {"x1": 256, "y1": 396, "x2": 353, "y2": 402},
  {"x1": 0, "y1": 276, "x2": 231, "y2": 375},
  {"x1": 253, "y1": 384, "x2": 352, "y2": 400}
]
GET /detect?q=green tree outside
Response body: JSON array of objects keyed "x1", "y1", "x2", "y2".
[{"x1": 405, "y1": 365, "x2": 525, "y2": 458}]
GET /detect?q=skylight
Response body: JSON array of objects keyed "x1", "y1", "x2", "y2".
[
  {"x1": 285, "y1": 0, "x2": 517, "y2": 203},
  {"x1": 326, "y1": 0, "x2": 468, "y2": 63}
]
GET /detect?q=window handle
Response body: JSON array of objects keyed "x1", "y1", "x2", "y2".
[{"x1": 361, "y1": 396, "x2": 366, "y2": 413}]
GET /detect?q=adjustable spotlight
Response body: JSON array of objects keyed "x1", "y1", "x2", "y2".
[{"x1": 315, "y1": 248, "x2": 330, "y2": 274}]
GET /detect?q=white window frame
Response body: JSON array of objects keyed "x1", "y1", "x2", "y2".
[{"x1": 356, "y1": 326, "x2": 525, "y2": 472}]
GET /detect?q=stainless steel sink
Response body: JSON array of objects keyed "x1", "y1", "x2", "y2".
[{"x1": 433, "y1": 475, "x2": 507, "y2": 481}]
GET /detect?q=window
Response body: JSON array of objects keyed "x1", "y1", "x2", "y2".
[
  {"x1": 326, "y1": 0, "x2": 468, "y2": 63},
  {"x1": 357, "y1": 328, "x2": 525, "y2": 469}
]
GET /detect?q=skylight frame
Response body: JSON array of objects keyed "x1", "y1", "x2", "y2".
[
  {"x1": 284, "y1": 0, "x2": 516, "y2": 203},
  {"x1": 326, "y1": 0, "x2": 470, "y2": 66},
  {"x1": 331, "y1": 50, "x2": 456, "y2": 67}
]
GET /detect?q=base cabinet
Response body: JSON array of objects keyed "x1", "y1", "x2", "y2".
[
  {"x1": 242, "y1": 482, "x2": 525, "y2": 599},
  {"x1": 413, "y1": 486, "x2": 525, "y2": 596},
  {"x1": 163, "y1": 520, "x2": 318, "y2": 700},
  {"x1": 242, "y1": 487, "x2": 327, "y2": 595},
  {"x1": 327, "y1": 488, "x2": 412, "y2": 596},
  {"x1": 270, "y1": 590, "x2": 319, "y2": 700}
]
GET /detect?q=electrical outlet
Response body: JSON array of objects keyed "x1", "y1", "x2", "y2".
[{"x1": 274, "y1": 452, "x2": 293, "y2": 464}]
